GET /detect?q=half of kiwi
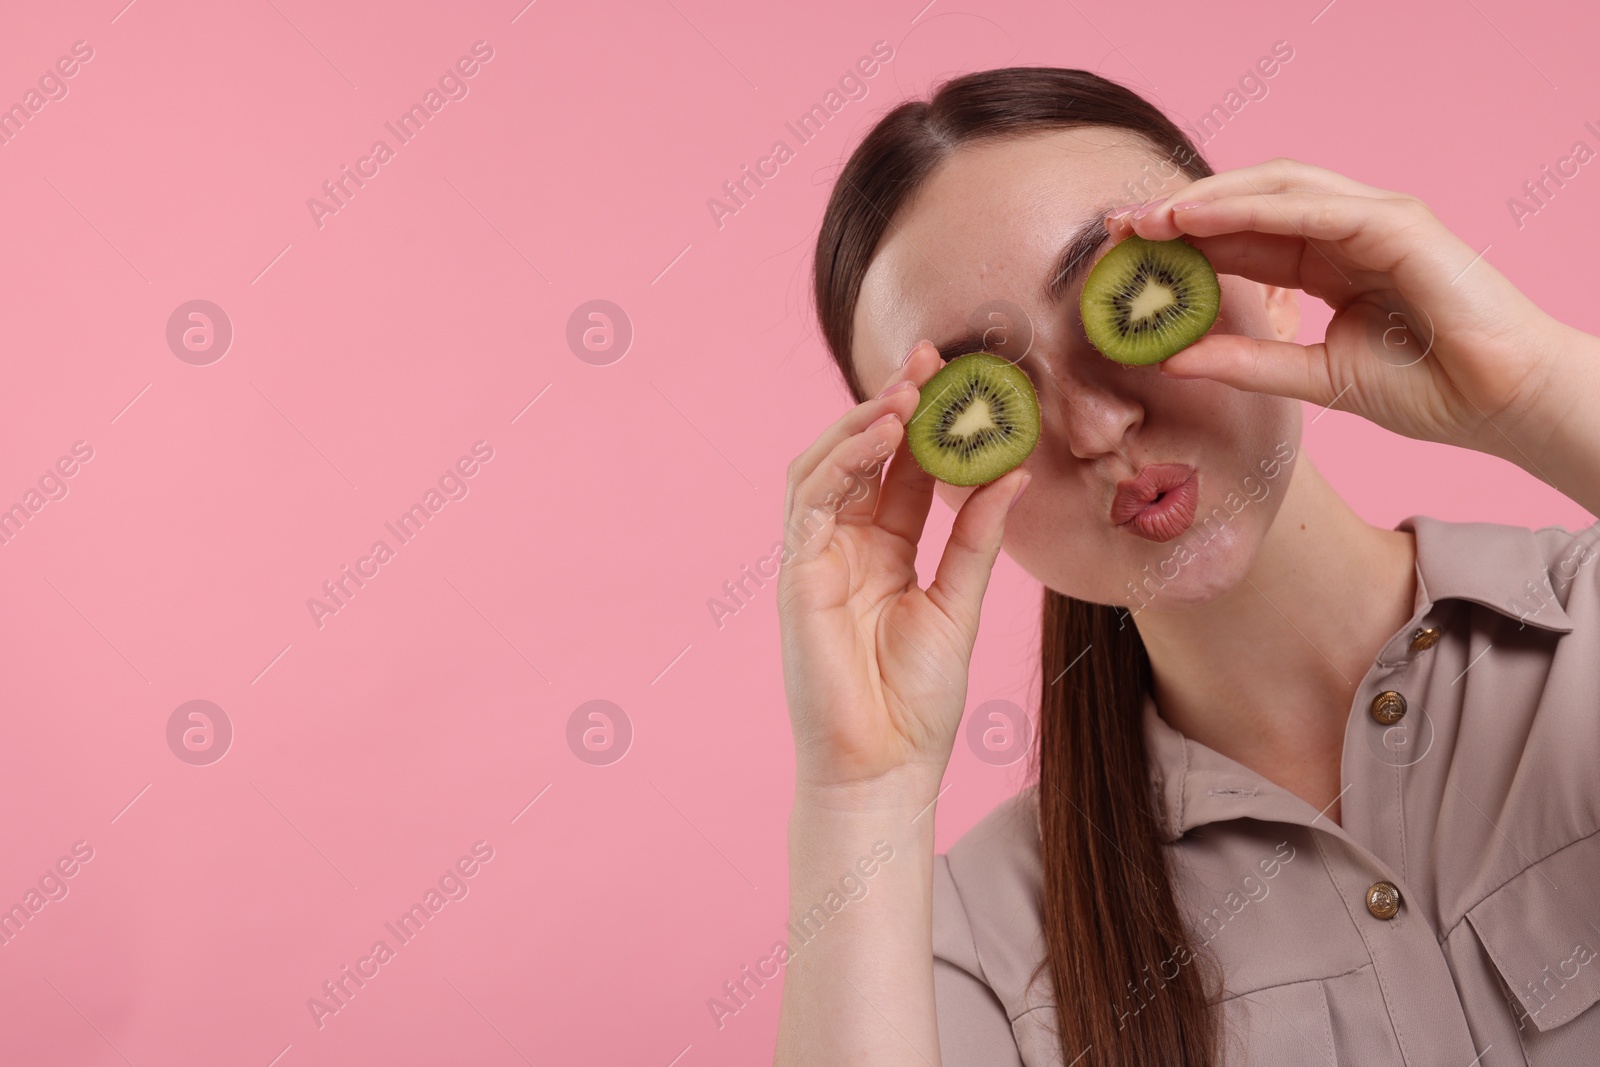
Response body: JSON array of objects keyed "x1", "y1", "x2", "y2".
[
  {"x1": 1080, "y1": 236, "x2": 1220, "y2": 365},
  {"x1": 906, "y1": 352, "x2": 1040, "y2": 487}
]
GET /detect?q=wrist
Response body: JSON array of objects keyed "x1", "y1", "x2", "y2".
[
  {"x1": 1498, "y1": 321, "x2": 1600, "y2": 515},
  {"x1": 793, "y1": 760, "x2": 949, "y2": 818},
  {"x1": 787, "y1": 776, "x2": 940, "y2": 897}
]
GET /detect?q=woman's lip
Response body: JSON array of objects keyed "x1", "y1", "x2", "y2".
[
  {"x1": 1111, "y1": 464, "x2": 1199, "y2": 542},
  {"x1": 1111, "y1": 463, "x2": 1196, "y2": 522}
]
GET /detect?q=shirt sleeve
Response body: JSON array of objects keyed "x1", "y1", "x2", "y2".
[{"x1": 932, "y1": 853, "x2": 1026, "y2": 1067}]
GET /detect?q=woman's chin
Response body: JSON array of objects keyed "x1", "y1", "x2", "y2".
[{"x1": 1104, "y1": 523, "x2": 1261, "y2": 615}]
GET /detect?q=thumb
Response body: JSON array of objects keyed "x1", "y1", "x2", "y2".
[{"x1": 1160, "y1": 334, "x2": 1335, "y2": 406}]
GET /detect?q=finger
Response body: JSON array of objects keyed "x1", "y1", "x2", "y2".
[
  {"x1": 925, "y1": 467, "x2": 1030, "y2": 636},
  {"x1": 1148, "y1": 157, "x2": 1406, "y2": 212},
  {"x1": 1162, "y1": 192, "x2": 1419, "y2": 262},
  {"x1": 870, "y1": 342, "x2": 947, "y2": 541},
  {"x1": 1103, "y1": 159, "x2": 1367, "y2": 240},
  {"x1": 835, "y1": 422, "x2": 904, "y2": 527},
  {"x1": 784, "y1": 342, "x2": 934, "y2": 508},
  {"x1": 785, "y1": 412, "x2": 905, "y2": 564},
  {"x1": 1119, "y1": 159, "x2": 1415, "y2": 241},
  {"x1": 784, "y1": 381, "x2": 921, "y2": 519},
  {"x1": 1181, "y1": 232, "x2": 1390, "y2": 299},
  {"x1": 872, "y1": 429, "x2": 936, "y2": 545},
  {"x1": 1160, "y1": 333, "x2": 1337, "y2": 407}
]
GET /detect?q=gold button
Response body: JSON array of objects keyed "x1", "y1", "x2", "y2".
[
  {"x1": 1370, "y1": 690, "x2": 1407, "y2": 726},
  {"x1": 1409, "y1": 627, "x2": 1441, "y2": 651},
  {"x1": 1366, "y1": 881, "x2": 1402, "y2": 919}
]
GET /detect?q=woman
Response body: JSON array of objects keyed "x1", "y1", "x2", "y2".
[{"x1": 773, "y1": 68, "x2": 1600, "y2": 1066}]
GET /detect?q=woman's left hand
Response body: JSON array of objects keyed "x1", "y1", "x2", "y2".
[{"x1": 1107, "y1": 158, "x2": 1600, "y2": 510}]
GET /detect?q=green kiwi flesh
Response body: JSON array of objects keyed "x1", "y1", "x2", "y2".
[
  {"x1": 906, "y1": 352, "x2": 1040, "y2": 487},
  {"x1": 1079, "y1": 236, "x2": 1220, "y2": 365}
]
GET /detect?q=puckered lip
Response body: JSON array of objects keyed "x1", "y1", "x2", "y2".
[{"x1": 1110, "y1": 462, "x2": 1197, "y2": 526}]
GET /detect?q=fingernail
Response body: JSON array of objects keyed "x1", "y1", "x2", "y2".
[
  {"x1": 1171, "y1": 200, "x2": 1207, "y2": 211},
  {"x1": 1008, "y1": 471, "x2": 1032, "y2": 511},
  {"x1": 868, "y1": 411, "x2": 900, "y2": 431},
  {"x1": 1131, "y1": 197, "x2": 1169, "y2": 220},
  {"x1": 1106, "y1": 203, "x2": 1140, "y2": 219},
  {"x1": 876, "y1": 378, "x2": 914, "y2": 398}
]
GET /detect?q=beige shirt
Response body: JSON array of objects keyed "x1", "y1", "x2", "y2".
[{"x1": 932, "y1": 514, "x2": 1600, "y2": 1066}]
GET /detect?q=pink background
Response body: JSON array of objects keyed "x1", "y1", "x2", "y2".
[{"x1": 0, "y1": 0, "x2": 1594, "y2": 1063}]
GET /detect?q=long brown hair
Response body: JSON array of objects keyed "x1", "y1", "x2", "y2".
[{"x1": 812, "y1": 68, "x2": 1223, "y2": 1066}]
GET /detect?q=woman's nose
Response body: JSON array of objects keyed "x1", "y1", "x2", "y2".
[{"x1": 1039, "y1": 359, "x2": 1147, "y2": 461}]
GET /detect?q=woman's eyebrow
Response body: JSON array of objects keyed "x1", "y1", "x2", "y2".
[
  {"x1": 1044, "y1": 213, "x2": 1114, "y2": 306},
  {"x1": 929, "y1": 208, "x2": 1119, "y2": 363}
]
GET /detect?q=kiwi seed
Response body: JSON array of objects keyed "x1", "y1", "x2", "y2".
[
  {"x1": 1079, "y1": 236, "x2": 1220, "y2": 365},
  {"x1": 905, "y1": 352, "x2": 1040, "y2": 487}
]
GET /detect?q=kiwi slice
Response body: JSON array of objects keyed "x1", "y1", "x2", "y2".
[
  {"x1": 906, "y1": 352, "x2": 1040, "y2": 487},
  {"x1": 1080, "y1": 236, "x2": 1220, "y2": 365}
]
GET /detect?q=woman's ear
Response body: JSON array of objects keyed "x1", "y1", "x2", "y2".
[{"x1": 1260, "y1": 283, "x2": 1301, "y2": 343}]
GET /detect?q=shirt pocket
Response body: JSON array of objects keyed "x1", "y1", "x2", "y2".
[
  {"x1": 1222, "y1": 978, "x2": 1338, "y2": 1066},
  {"x1": 1466, "y1": 828, "x2": 1600, "y2": 1064}
]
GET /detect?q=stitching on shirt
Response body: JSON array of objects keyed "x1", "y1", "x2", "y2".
[
  {"x1": 1218, "y1": 961, "x2": 1373, "y2": 1003},
  {"x1": 943, "y1": 793, "x2": 1059, "y2": 1022},
  {"x1": 1220, "y1": 978, "x2": 1341, "y2": 1064},
  {"x1": 1395, "y1": 757, "x2": 1410, "y2": 887},
  {"x1": 1206, "y1": 786, "x2": 1258, "y2": 798},
  {"x1": 1437, "y1": 823, "x2": 1600, "y2": 945},
  {"x1": 1176, "y1": 734, "x2": 1191, "y2": 835},
  {"x1": 1314, "y1": 979, "x2": 1337, "y2": 1058},
  {"x1": 936, "y1": 853, "x2": 993, "y2": 989},
  {"x1": 1312, "y1": 832, "x2": 1414, "y2": 1064}
]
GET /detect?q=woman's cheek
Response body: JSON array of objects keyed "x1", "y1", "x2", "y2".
[{"x1": 1212, "y1": 276, "x2": 1271, "y2": 337}]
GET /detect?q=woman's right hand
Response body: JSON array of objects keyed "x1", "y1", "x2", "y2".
[{"x1": 778, "y1": 340, "x2": 1032, "y2": 795}]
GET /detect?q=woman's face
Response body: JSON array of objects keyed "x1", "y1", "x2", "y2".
[{"x1": 852, "y1": 127, "x2": 1304, "y2": 614}]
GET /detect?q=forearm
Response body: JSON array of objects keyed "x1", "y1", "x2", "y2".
[
  {"x1": 774, "y1": 772, "x2": 944, "y2": 1067},
  {"x1": 1504, "y1": 323, "x2": 1600, "y2": 518}
]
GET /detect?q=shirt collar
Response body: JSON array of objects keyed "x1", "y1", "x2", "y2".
[
  {"x1": 1142, "y1": 514, "x2": 1580, "y2": 843},
  {"x1": 1395, "y1": 514, "x2": 1576, "y2": 636}
]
